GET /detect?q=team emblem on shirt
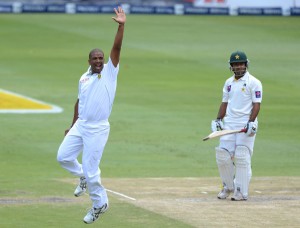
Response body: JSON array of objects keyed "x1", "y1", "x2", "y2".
[
  {"x1": 255, "y1": 91, "x2": 261, "y2": 98},
  {"x1": 98, "y1": 74, "x2": 101, "y2": 79},
  {"x1": 227, "y1": 85, "x2": 231, "y2": 92},
  {"x1": 242, "y1": 83, "x2": 246, "y2": 92},
  {"x1": 80, "y1": 77, "x2": 89, "y2": 83}
]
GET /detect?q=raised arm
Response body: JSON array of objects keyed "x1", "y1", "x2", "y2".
[{"x1": 110, "y1": 6, "x2": 126, "y2": 67}]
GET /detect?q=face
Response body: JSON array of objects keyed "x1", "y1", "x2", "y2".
[
  {"x1": 88, "y1": 50, "x2": 104, "y2": 74},
  {"x1": 231, "y1": 62, "x2": 247, "y2": 78}
]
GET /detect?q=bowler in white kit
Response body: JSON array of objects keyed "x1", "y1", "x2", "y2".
[
  {"x1": 57, "y1": 6, "x2": 126, "y2": 224},
  {"x1": 211, "y1": 51, "x2": 263, "y2": 201}
]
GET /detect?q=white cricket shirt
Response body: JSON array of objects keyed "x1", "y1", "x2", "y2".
[
  {"x1": 77, "y1": 57, "x2": 119, "y2": 122},
  {"x1": 222, "y1": 71, "x2": 262, "y2": 123}
]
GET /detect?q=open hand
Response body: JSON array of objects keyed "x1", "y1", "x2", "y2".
[{"x1": 112, "y1": 6, "x2": 126, "y2": 25}]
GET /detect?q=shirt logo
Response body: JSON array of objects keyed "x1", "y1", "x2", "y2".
[
  {"x1": 242, "y1": 83, "x2": 246, "y2": 92},
  {"x1": 227, "y1": 85, "x2": 231, "y2": 92},
  {"x1": 255, "y1": 91, "x2": 261, "y2": 98},
  {"x1": 98, "y1": 74, "x2": 101, "y2": 79},
  {"x1": 80, "y1": 77, "x2": 89, "y2": 83}
]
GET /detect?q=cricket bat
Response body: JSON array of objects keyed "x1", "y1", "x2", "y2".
[{"x1": 202, "y1": 128, "x2": 247, "y2": 141}]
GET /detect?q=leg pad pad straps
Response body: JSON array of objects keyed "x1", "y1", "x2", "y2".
[
  {"x1": 234, "y1": 145, "x2": 251, "y2": 197},
  {"x1": 216, "y1": 147, "x2": 234, "y2": 190}
]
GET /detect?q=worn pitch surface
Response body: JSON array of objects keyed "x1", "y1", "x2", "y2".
[
  {"x1": 1, "y1": 177, "x2": 299, "y2": 227},
  {"x1": 105, "y1": 177, "x2": 300, "y2": 227}
]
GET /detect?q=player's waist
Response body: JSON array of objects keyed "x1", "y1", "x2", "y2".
[
  {"x1": 224, "y1": 116, "x2": 258, "y2": 124},
  {"x1": 77, "y1": 118, "x2": 109, "y2": 128}
]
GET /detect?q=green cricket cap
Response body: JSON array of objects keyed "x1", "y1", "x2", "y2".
[{"x1": 229, "y1": 51, "x2": 248, "y2": 64}]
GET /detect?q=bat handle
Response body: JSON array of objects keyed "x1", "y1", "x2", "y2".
[{"x1": 240, "y1": 128, "x2": 247, "y2": 133}]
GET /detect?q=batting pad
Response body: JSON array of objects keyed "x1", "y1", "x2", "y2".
[
  {"x1": 216, "y1": 147, "x2": 234, "y2": 190},
  {"x1": 234, "y1": 145, "x2": 251, "y2": 197}
]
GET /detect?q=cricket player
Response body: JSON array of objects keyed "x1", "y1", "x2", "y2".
[
  {"x1": 57, "y1": 6, "x2": 126, "y2": 224},
  {"x1": 211, "y1": 51, "x2": 263, "y2": 201}
]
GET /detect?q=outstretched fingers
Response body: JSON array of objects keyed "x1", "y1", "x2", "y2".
[
  {"x1": 112, "y1": 6, "x2": 126, "y2": 24},
  {"x1": 115, "y1": 6, "x2": 123, "y2": 14}
]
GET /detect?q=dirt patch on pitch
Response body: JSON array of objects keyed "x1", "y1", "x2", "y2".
[
  {"x1": 104, "y1": 177, "x2": 300, "y2": 227},
  {"x1": 1, "y1": 177, "x2": 298, "y2": 227}
]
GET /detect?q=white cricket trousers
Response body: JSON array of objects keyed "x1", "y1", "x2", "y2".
[
  {"x1": 57, "y1": 119, "x2": 110, "y2": 208},
  {"x1": 218, "y1": 121, "x2": 257, "y2": 197}
]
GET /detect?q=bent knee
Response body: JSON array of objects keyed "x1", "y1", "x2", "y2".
[
  {"x1": 57, "y1": 151, "x2": 68, "y2": 163},
  {"x1": 57, "y1": 153, "x2": 64, "y2": 163},
  {"x1": 235, "y1": 146, "x2": 251, "y2": 166},
  {"x1": 216, "y1": 147, "x2": 232, "y2": 165}
]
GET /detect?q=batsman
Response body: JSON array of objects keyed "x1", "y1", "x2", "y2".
[{"x1": 211, "y1": 51, "x2": 263, "y2": 201}]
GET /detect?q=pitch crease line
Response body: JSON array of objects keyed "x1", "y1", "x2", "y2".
[{"x1": 106, "y1": 188, "x2": 136, "y2": 201}]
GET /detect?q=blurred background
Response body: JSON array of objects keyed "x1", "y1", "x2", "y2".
[{"x1": 0, "y1": 0, "x2": 300, "y2": 16}]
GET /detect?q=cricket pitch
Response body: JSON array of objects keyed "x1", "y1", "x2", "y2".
[
  {"x1": 1, "y1": 177, "x2": 299, "y2": 227},
  {"x1": 104, "y1": 177, "x2": 300, "y2": 227}
]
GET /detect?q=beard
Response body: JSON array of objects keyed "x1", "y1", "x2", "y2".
[{"x1": 232, "y1": 66, "x2": 247, "y2": 78}]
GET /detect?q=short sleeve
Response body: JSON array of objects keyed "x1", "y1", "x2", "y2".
[
  {"x1": 105, "y1": 57, "x2": 119, "y2": 82},
  {"x1": 78, "y1": 80, "x2": 81, "y2": 99},
  {"x1": 251, "y1": 79, "x2": 263, "y2": 103},
  {"x1": 222, "y1": 81, "x2": 229, "y2": 102}
]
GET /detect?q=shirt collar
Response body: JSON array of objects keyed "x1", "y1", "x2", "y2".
[
  {"x1": 86, "y1": 66, "x2": 98, "y2": 77},
  {"x1": 87, "y1": 66, "x2": 103, "y2": 77},
  {"x1": 230, "y1": 71, "x2": 249, "y2": 82}
]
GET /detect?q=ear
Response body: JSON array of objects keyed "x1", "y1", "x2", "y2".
[{"x1": 246, "y1": 60, "x2": 249, "y2": 68}]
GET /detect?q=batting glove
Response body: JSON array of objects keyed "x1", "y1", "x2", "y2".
[
  {"x1": 211, "y1": 119, "x2": 224, "y2": 132},
  {"x1": 245, "y1": 121, "x2": 257, "y2": 137}
]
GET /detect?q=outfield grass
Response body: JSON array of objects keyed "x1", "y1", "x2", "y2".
[{"x1": 0, "y1": 14, "x2": 299, "y2": 227}]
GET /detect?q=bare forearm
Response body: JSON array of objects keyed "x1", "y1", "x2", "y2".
[
  {"x1": 110, "y1": 24, "x2": 125, "y2": 66},
  {"x1": 114, "y1": 24, "x2": 124, "y2": 50},
  {"x1": 64, "y1": 99, "x2": 78, "y2": 136},
  {"x1": 217, "y1": 102, "x2": 228, "y2": 120},
  {"x1": 71, "y1": 99, "x2": 79, "y2": 127},
  {"x1": 249, "y1": 103, "x2": 260, "y2": 122}
]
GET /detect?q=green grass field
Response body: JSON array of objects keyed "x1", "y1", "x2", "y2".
[{"x1": 0, "y1": 14, "x2": 299, "y2": 227}]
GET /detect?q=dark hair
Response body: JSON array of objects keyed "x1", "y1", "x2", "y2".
[{"x1": 89, "y1": 48, "x2": 104, "y2": 59}]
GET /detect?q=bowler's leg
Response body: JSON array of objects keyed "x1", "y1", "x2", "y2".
[
  {"x1": 82, "y1": 126, "x2": 110, "y2": 209},
  {"x1": 57, "y1": 124, "x2": 84, "y2": 177}
]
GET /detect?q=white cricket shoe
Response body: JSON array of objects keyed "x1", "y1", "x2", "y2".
[
  {"x1": 74, "y1": 177, "x2": 87, "y2": 197},
  {"x1": 217, "y1": 187, "x2": 233, "y2": 199},
  {"x1": 83, "y1": 203, "x2": 109, "y2": 224},
  {"x1": 231, "y1": 190, "x2": 248, "y2": 201}
]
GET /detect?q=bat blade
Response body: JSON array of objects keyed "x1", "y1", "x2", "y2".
[{"x1": 203, "y1": 129, "x2": 246, "y2": 141}]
